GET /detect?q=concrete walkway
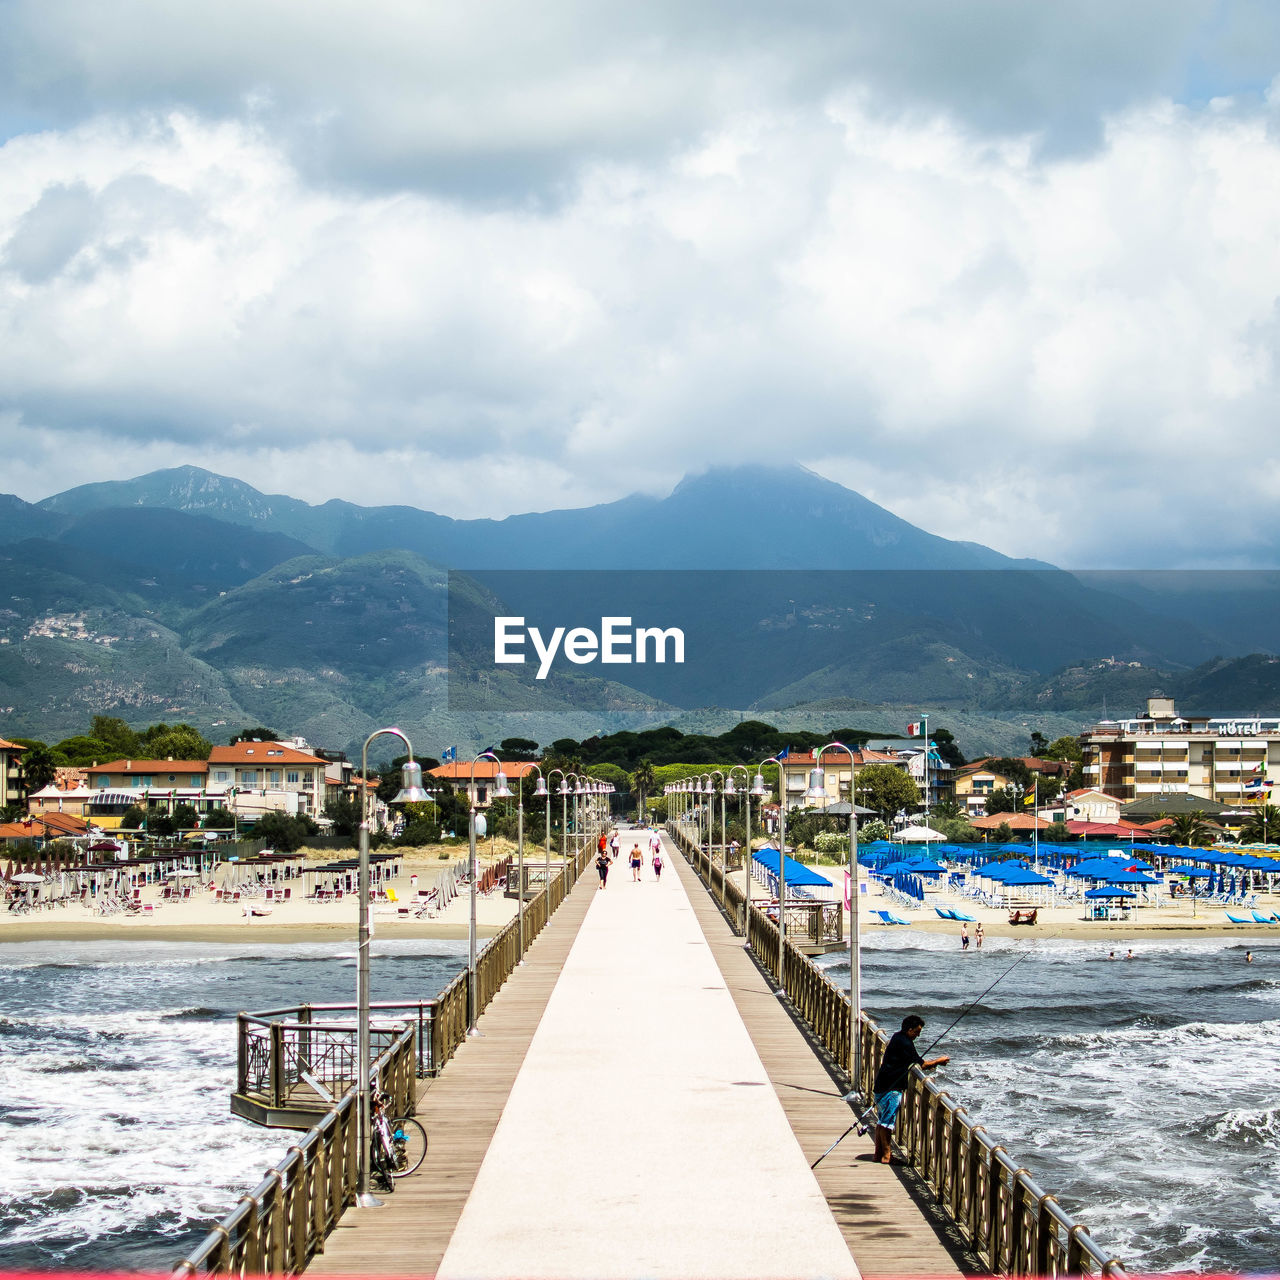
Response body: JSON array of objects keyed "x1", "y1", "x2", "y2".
[{"x1": 436, "y1": 833, "x2": 861, "y2": 1280}]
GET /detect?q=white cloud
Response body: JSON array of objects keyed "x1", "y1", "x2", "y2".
[{"x1": 2, "y1": 34, "x2": 1280, "y2": 564}]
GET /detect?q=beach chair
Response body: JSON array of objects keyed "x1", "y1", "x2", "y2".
[
  {"x1": 283, "y1": 887, "x2": 291, "y2": 901},
  {"x1": 387, "y1": 887, "x2": 399, "y2": 904},
  {"x1": 952, "y1": 910, "x2": 976, "y2": 922},
  {"x1": 1251, "y1": 910, "x2": 1278, "y2": 924},
  {"x1": 1225, "y1": 911, "x2": 1252, "y2": 924},
  {"x1": 935, "y1": 906, "x2": 956, "y2": 919}
]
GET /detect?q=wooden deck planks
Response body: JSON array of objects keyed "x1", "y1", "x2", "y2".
[
  {"x1": 669, "y1": 846, "x2": 975, "y2": 1278},
  {"x1": 306, "y1": 873, "x2": 599, "y2": 1277}
]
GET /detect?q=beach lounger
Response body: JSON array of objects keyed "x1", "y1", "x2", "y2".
[
  {"x1": 935, "y1": 907, "x2": 956, "y2": 919},
  {"x1": 951, "y1": 910, "x2": 976, "y2": 921},
  {"x1": 1225, "y1": 911, "x2": 1252, "y2": 924},
  {"x1": 1251, "y1": 911, "x2": 1277, "y2": 924}
]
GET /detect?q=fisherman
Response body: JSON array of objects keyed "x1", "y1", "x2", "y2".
[{"x1": 872, "y1": 1015, "x2": 949, "y2": 1164}]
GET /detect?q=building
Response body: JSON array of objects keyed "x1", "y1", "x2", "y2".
[
  {"x1": 775, "y1": 746, "x2": 952, "y2": 813},
  {"x1": 1061, "y1": 788, "x2": 1123, "y2": 824},
  {"x1": 0, "y1": 736, "x2": 23, "y2": 810},
  {"x1": 428, "y1": 760, "x2": 540, "y2": 808},
  {"x1": 207, "y1": 742, "x2": 330, "y2": 818},
  {"x1": 952, "y1": 758, "x2": 1072, "y2": 817},
  {"x1": 1080, "y1": 697, "x2": 1279, "y2": 804}
]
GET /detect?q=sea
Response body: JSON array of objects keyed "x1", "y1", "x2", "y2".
[
  {"x1": 0, "y1": 939, "x2": 467, "y2": 1271},
  {"x1": 820, "y1": 931, "x2": 1280, "y2": 1275},
  {"x1": 0, "y1": 933, "x2": 1276, "y2": 1274}
]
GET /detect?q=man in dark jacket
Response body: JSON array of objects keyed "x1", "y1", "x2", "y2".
[{"x1": 872, "y1": 1014, "x2": 949, "y2": 1163}]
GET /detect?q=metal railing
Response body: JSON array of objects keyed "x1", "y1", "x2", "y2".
[
  {"x1": 175, "y1": 842, "x2": 594, "y2": 1278},
  {"x1": 174, "y1": 1030, "x2": 407, "y2": 1278},
  {"x1": 671, "y1": 819, "x2": 1126, "y2": 1279}
]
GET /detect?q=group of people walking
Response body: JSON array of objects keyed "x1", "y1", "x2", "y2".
[{"x1": 595, "y1": 827, "x2": 664, "y2": 888}]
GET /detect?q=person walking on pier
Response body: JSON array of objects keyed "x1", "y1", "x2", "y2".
[
  {"x1": 651, "y1": 843, "x2": 663, "y2": 880},
  {"x1": 608, "y1": 829, "x2": 620, "y2": 861},
  {"x1": 872, "y1": 1015, "x2": 949, "y2": 1164},
  {"x1": 595, "y1": 848, "x2": 610, "y2": 889},
  {"x1": 629, "y1": 843, "x2": 644, "y2": 881}
]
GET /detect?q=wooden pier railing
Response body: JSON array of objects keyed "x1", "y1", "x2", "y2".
[
  {"x1": 173, "y1": 842, "x2": 594, "y2": 1279},
  {"x1": 672, "y1": 821, "x2": 1127, "y2": 1280}
]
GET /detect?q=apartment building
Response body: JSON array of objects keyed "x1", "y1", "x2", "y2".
[
  {"x1": 207, "y1": 742, "x2": 329, "y2": 817},
  {"x1": 776, "y1": 745, "x2": 952, "y2": 812},
  {"x1": 0, "y1": 736, "x2": 23, "y2": 810},
  {"x1": 1080, "y1": 696, "x2": 1279, "y2": 804}
]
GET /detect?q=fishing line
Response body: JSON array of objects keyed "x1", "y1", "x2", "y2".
[
  {"x1": 919, "y1": 931, "x2": 1059, "y2": 1057},
  {"x1": 812, "y1": 929, "x2": 1059, "y2": 1169}
]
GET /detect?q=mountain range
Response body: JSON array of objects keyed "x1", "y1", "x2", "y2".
[{"x1": 1, "y1": 464, "x2": 1276, "y2": 761}]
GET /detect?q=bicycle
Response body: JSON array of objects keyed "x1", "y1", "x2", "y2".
[{"x1": 369, "y1": 1091, "x2": 427, "y2": 1191}]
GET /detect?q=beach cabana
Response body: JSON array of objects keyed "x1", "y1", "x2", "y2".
[{"x1": 896, "y1": 824, "x2": 943, "y2": 843}]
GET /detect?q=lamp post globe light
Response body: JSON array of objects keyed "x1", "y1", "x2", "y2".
[
  {"x1": 813, "y1": 741, "x2": 863, "y2": 1102},
  {"x1": 467, "y1": 751, "x2": 512, "y2": 1035},
  {"x1": 357, "y1": 727, "x2": 429, "y2": 1206}
]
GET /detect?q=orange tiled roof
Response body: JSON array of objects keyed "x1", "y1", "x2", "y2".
[
  {"x1": 208, "y1": 743, "x2": 326, "y2": 766},
  {"x1": 429, "y1": 762, "x2": 540, "y2": 781},
  {"x1": 91, "y1": 759, "x2": 209, "y2": 773},
  {"x1": 0, "y1": 737, "x2": 24, "y2": 751},
  {"x1": 968, "y1": 812, "x2": 1050, "y2": 830}
]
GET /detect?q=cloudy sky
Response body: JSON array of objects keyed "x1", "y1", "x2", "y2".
[{"x1": 3, "y1": 1, "x2": 1280, "y2": 567}]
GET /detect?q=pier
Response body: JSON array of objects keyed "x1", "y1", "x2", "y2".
[{"x1": 177, "y1": 828, "x2": 1126, "y2": 1279}]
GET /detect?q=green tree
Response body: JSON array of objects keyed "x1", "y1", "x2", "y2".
[
  {"x1": 1043, "y1": 821, "x2": 1072, "y2": 841},
  {"x1": 1164, "y1": 811, "x2": 1215, "y2": 848},
  {"x1": 1042, "y1": 736, "x2": 1084, "y2": 789},
  {"x1": 855, "y1": 763, "x2": 921, "y2": 822},
  {"x1": 859, "y1": 819, "x2": 891, "y2": 842},
  {"x1": 120, "y1": 805, "x2": 146, "y2": 830},
  {"x1": 1239, "y1": 805, "x2": 1280, "y2": 844},
  {"x1": 142, "y1": 723, "x2": 213, "y2": 759},
  {"x1": 202, "y1": 806, "x2": 236, "y2": 831},
  {"x1": 992, "y1": 821, "x2": 1014, "y2": 844},
  {"x1": 1030, "y1": 731, "x2": 1049, "y2": 756},
  {"x1": 251, "y1": 810, "x2": 311, "y2": 852},
  {"x1": 926, "y1": 815, "x2": 979, "y2": 842},
  {"x1": 52, "y1": 735, "x2": 116, "y2": 766},
  {"x1": 631, "y1": 759, "x2": 656, "y2": 821},
  {"x1": 324, "y1": 795, "x2": 361, "y2": 840},
  {"x1": 10, "y1": 740, "x2": 57, "y2": 792},
  {"x1": 91, "y1": 716, "x2": 142, "y2": 756},
  {"x1": 171, "y1": 803, "x2": 200, "y2": 830},
  {"x1": 499, "y1": 737, "x2": 539, "y2": 760},
  {"x1": 148, "y1": 812, "x2": 176, "y2": 838},
  {"x1": 230, "y1": 726, "x2": 280, "y2": 744}
]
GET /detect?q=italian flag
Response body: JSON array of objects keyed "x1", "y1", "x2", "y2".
[{"x1": 907, "y1": 721, "x2": 922, "y2": 737}]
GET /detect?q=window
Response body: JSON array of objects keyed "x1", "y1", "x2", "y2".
[
  {"x1": 287, "y1": 771, "x2": 299, "y2": 784},
  {"x1": 190, "y1": 775, "x2": 201, "y2": 786},
  {"x1": 241, "y1": 770, "x2": 258, "y2": 786},
  {"x1": 269, "y1": 771, "x2": 281, "y2": 785},
  {"x1": 216, "y1": 771, "x2": 230, "y2": 784}
]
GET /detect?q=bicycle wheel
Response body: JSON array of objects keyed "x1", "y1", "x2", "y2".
[{"x1": 389, "y1": 1117, "x2": 427, "y2": 1177}]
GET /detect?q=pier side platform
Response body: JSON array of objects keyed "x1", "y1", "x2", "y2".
[{"x1": 309, "y1": 829, "x2": 968, "y2": 1278}]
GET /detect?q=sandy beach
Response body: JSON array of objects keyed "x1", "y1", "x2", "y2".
[
  {"x1": 852, "y1": 878, "x2": 1280, "y2": 942},
  {"x1": 0, "y1": 841, "x2": 531, "y2": 944}
]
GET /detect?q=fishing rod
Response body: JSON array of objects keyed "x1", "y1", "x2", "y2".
[
  {"x1": 919, "y1": 930, "x2": 1058, "y2": 1058},
  {"x1": 812, "y1": 930, "x2": 1057, "y2": 1170}
]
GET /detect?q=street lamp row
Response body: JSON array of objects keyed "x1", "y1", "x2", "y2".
[{"x1": 663, "y1": 746, "x2": 866, "y2": 1106}]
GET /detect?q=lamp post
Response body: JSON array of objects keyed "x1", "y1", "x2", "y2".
[
  {"x1": 467, "y1": 751, "x2": 512, "y2": 1034},
  {"x1": 707, "y1": 769, "x2": 727, "y2": 900},
  {"x1": 546, "y1": 768, "x2": 565, "y2": 897},
  {"x1": 357, "y1": 728, "x2": 428, "y2": 1205},
  {"x1": 724, "y1": 766, "x2": 749, "y2": 930},
  {"x1": 811, "y1": 741, "x2": 862, "y2": 1098},
  {"x1": 758, "y1": 757, "x2": 788, "y2": 988},
  {"x1": 517, "y1": 765, "x2": 548, "y2": 963}
]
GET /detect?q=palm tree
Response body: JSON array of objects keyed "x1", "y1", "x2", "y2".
[
  {"x1": 1239, "y1": 804, "x2": 1279, "y2": 845},
  {"x1": 632, "y1": 759, "x2": 656, "y2": 823},
  {"x1": 1164, "y1": 810, "x2": 1214, "y2": 848}
]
